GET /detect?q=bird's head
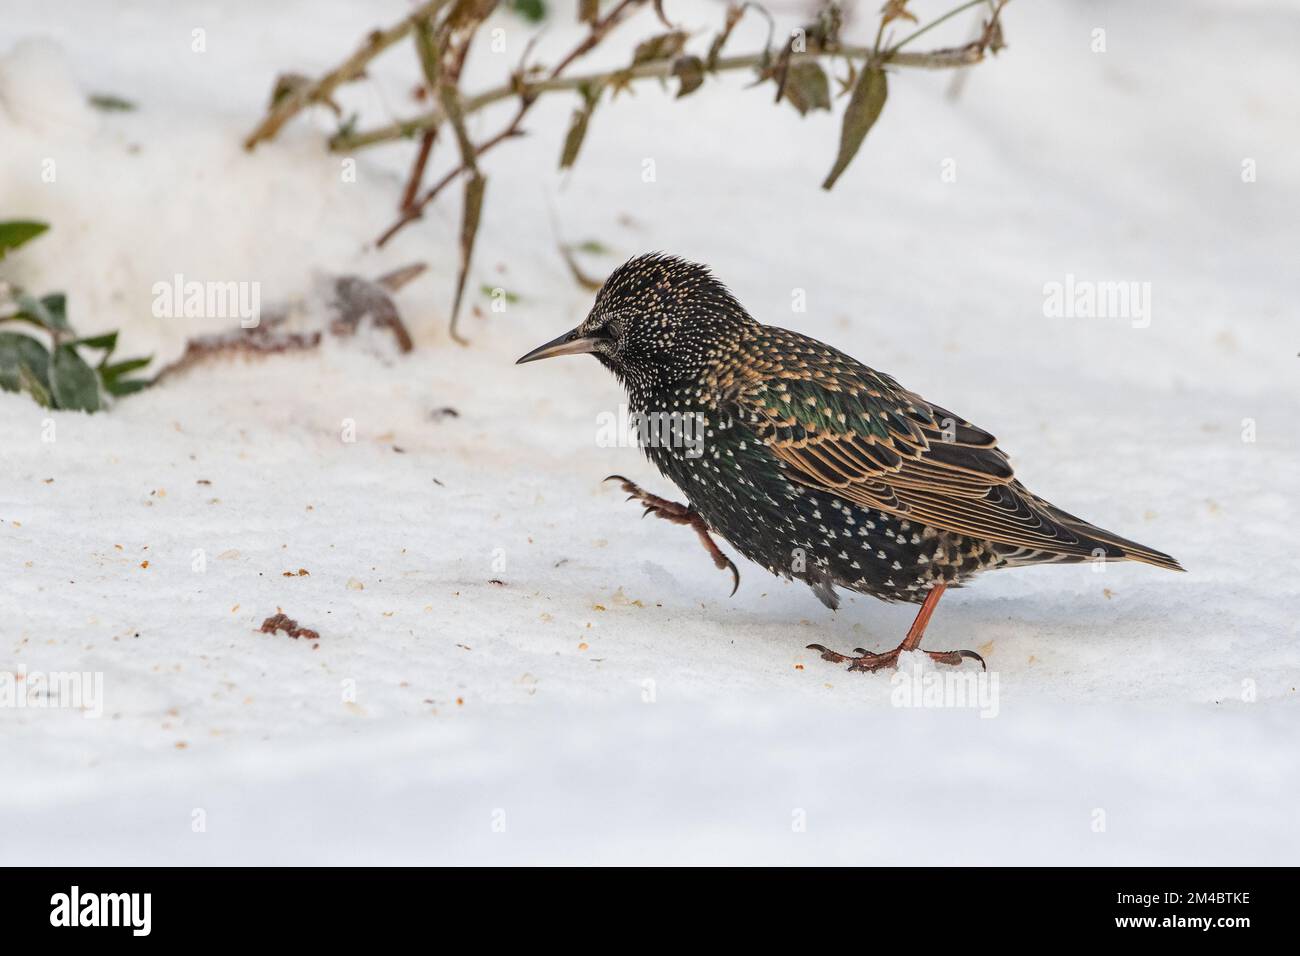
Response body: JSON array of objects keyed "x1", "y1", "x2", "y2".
[{"x1": 516, "y1": 253, "x2": 755, "y2": 384}]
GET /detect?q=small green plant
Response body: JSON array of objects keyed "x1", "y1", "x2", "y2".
[
  {"x1": 507, "y1": 0, "x2": 547, "y2": 23},
  {"x1": 0, "y1": 220, "x2": 153, "y2": 412}
]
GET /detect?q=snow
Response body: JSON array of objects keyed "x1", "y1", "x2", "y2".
[{"x1": 1, "y1": 0, "x2": 1297, "y2": 865}]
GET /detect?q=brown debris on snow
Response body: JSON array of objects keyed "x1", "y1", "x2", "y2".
[
  {"x1": 153, "y1": 264, "x2": 423, "y2": 384},
  {"x1": 153, "y1": 327, "x2": 322, "y2": 384},
  {"x1": 259, "y1": 612, "x2": 320, "y2": 641}
]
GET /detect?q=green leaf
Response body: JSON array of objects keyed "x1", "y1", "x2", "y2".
[
  {"x1": 509, "y1": 0, "x2": 547, "y2": 23},
  {"x1": 0, "y1": 220, "x2": 49, "y2": 260},
  {"x1": 100, "y1": 354, "x2": 153, "y2": 396},
  {"x1": 822, "y1": 65, "x2": 887, "y2": 190},
  {"x1": 104, "y1": 377, "x2": 151, "y2": 397},
  {"x1": 100, "y1": 355, "x2": 151, "y2": 379},
  {"x1": 479, "y1": 285, "x2": 520, "y2": 304},
  {"x1": 782, "y1": 61, "x2": 831, "y2": 115},
  {"x1": 559, "y1": 84, "x2": 601, "y2": 170},
  {"x1": 40, "y1": 292, "x2": 70, "y2": 331},
  {"x1": 0, "y1": 331, "x2": 52, "y2": 394},
  {"x1": 559, "y1": 108, "x2": 591, "y2": 170},
  {"x1": 10, "y1": 292, "x2": 72, "y2": 332},
  {"x1": 88, "y1": 93, "x2": 137, "y2": 112},
  {"x1": 49, "y1": 343, "x2": 101, "y2": 412},
  {"x1": 336, "y1": 113, "x2": 359, "y2": 139},
  {"x1": 71, "y1": 331, "x2": 119, "y2": 356},
  {"x1": 412, "y1": 13, "x2": 442, "y2": 90},
  {"x1": 673, "y1": 55, "x2": 705, "y2": 98},
  {"x1": 11, "y1": 293, "x2": 56, "y2": 331},
  {"x1": 17, "y1": 362, "x2": 53, "y2": 408}
]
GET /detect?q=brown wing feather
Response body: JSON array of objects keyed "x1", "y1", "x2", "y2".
[{"x1": 729, "y1": 329, "x2": 1182, "y2": 570}]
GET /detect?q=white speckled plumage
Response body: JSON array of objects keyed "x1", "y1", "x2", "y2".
[{"x1": 555, "y1": 254, "x2": 1182, "y2": 608}]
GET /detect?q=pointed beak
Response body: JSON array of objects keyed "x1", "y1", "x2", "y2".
[{"x1": 515, "y1": 326, "x2": 603, "y2": 365}]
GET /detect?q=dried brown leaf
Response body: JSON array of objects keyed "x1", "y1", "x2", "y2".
[
  {"x1": 881, "y1": 0, "x2": 918, "y2": 27},
  {"x1": 559, "y1": 83, "x2": 601, "y2": 169},
  {"x1": 706, "y1": 4, "x2": 746, "y2": 70},
  {"x1": 632, "y1": 30, "x2": 687, "y2": 66},
  {"x1": 822, "y1": 64, "x2": 887, "y2": 190},
  {"x1": 673, "y1": 55, "x2": 705, "y2": 98},
  {"x1": 450, "y1": 172, "x2": 486, "y2": 344},
  {"x1": 781, "y1": 61, "x2": 830, "y2": 115}
]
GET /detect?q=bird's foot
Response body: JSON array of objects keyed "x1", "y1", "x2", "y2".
[
  {"x1": 806, "y1": 642, "x2": 985, "y2": 674},
  {"x1": 605, "y1": 475, "x2": 739, "y2": 595}
]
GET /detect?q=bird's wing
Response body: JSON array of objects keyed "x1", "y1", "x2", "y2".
[{"x1": 725, "y1": 332, "x2": 1157, "y2": 563}]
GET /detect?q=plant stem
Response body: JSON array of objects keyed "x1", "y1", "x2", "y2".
[
  {"x1": 244, "y1": 0, "x2": 454, "y2": 150},
  {"x1": 332, "y1": 41, "x2": 986, "y2": 153},
  {"x1": 374, "y1": 0, "x2": 650, "y2": 247},
  {"x1": 888, "y1": 0, "x2": 993, "y2": 54}
]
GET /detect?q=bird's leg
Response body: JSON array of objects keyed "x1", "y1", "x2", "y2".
[
  {"x1": 807, "y1": 583, "x2": 985, "y2": 673},
  {"x1": 605, "y1": 475, "x2": 739, "y2": 595}
]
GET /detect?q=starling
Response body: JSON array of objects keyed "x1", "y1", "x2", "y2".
[{"x1": 518, "y1": 254, "x2": 1183, "y2": 672}]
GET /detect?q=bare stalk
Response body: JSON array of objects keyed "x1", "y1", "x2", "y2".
[
  {"x1": 374, "y1": 0, "x2": 651, "y2": 247},
  {"x1": 332, "y1": 40, "x2": 990, "y2": 152},
  {"x1": 243, "y1": 0, "x2": 453, "y2": 150}
]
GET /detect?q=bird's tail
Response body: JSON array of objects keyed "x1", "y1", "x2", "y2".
[{"x1": 1020, "y1": 497, "x2": 1184, "y2": 572}]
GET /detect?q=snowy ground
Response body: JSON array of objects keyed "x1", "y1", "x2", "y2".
[{"x1": 1, "y1": 0, "x2": 1297, "y2": 865}]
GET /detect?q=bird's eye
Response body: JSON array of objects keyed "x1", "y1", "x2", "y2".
[{"x1": 601, "y1": 317, "x2": 622, "y2": 340}]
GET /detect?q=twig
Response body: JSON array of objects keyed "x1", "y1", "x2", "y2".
[
  {"x1": 550, "y1": 206, "x2": 606, "y2": 292},
  {"x1": 945, "y1": 1, "x2": 999, "y2": 101},
  {"x1": 374, "y1": 116, "x2": 525, "y2": 248},
  {"x1": 550, "y1": 0, "x2": 647, "y2": 79},
  {"x1": 244, "y1": 0, "x2": 453, "y2": 150},
  {"x1": 557, "y1": 241, "x2": 606, "y2": 292},
  {"x1": 888, "y1": 0, "x2": 1000, "y2": 54},
  {"x1": 375, "y1": 262, "x2": 428, "y2": 292},
  {"x1": 253, "y1": 0, "x2": 1011, "y2": 294},
  {"x1": 399, "y1": 130, "x2": 437, "y2": 212},
  {"x1": 374, "y1": 0, "x2": 651, "y2": 248},
  {"x1": 333, "y1": 41, "x2": 993, "y2": 153}
]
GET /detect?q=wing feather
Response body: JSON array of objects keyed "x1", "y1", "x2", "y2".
[{"x1": 727, "y1": 328, "x2": 1182, "y2": 569}]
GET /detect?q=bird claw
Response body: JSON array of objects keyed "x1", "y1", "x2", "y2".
[
  {"x1": 605, "y1": 475, "x2": 740, "y2": 596},
  {"x1": 806, "y1": 642, "x2": 983, "y2": 673},
  {"x1": 953, "y1": 648, "x2": 987, "y2": 671},
  {"x1": 721, "y1": 555, "x2": 740, "y2": 597},
  {"x1": 805, "y1": 642, "x2": 896, "y2": 672}
]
